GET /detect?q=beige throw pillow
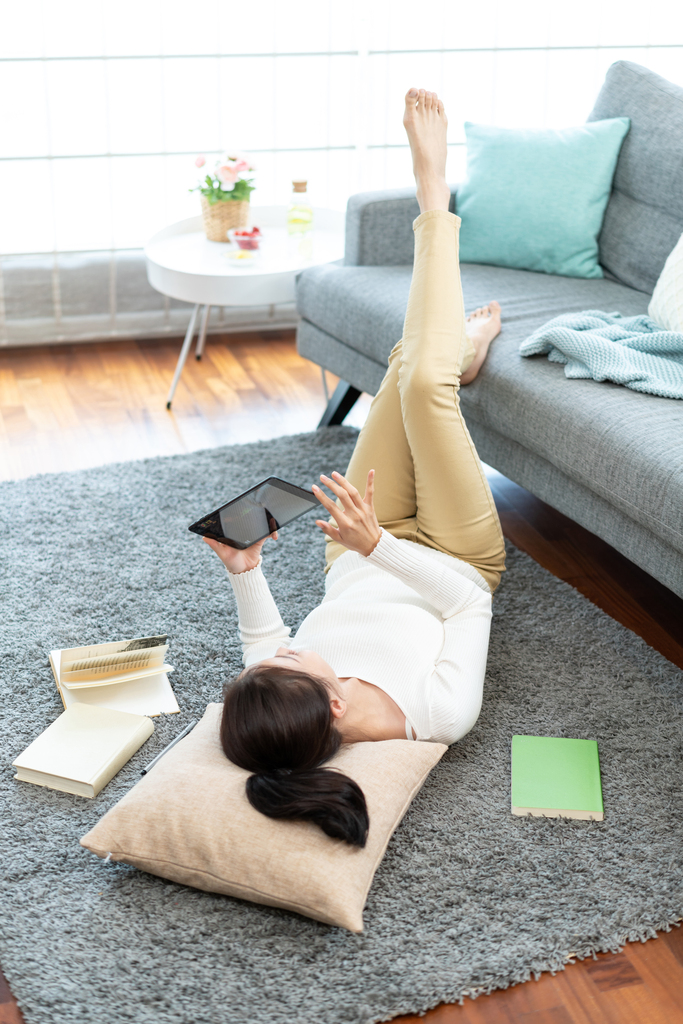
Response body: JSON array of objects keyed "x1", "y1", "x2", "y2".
[
  {"x1": 81, "y1": 703, "x2": 446, "y2": 932},
  {"x1": 649, "y1": 231, "x2": 683, "y2": 331}
]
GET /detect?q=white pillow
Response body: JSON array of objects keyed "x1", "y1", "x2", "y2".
[{"x1": 649, "y1": 232, "x2": 683, "y2": 331}]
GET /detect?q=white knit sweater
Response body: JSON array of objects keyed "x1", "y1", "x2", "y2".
[{"x1": 226, "y1": 529, "x2": 493, "y2": 745}]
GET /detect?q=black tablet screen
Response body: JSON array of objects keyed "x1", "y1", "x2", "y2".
[{"x1": 191, "y1": 479, "x2": 318, "y2": 548}]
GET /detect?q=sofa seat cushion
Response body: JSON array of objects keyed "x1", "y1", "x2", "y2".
[
  {"x1": 297, "y1": 262, "x2": 414, "y2": 365},
  {"x1": 297, "y1": 260, "x2": 651, "y2": 368},
  {"x1": 457, "y1": 283, "x2": 683, "y2": 557}
]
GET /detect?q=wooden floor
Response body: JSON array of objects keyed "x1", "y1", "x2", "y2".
[
  {"x1": 0, "y1": 330, "x2": 372, "y2": 481},
  {"x1": 1, "y1": 331, "x2": 682, "y2": 1024}
]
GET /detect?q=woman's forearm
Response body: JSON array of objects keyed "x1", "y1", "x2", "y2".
[
  {"x1": 365, "y1": 529, "x2": 490, "y2": 617},
  {"x1": 227, "y1": 560, "x2": 291, "y2": 662}
]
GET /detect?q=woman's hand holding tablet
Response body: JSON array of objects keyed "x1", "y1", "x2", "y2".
[
  {"x1": 189, "y1": 477, "x2": 322, "y2": 573},
  {"x1": 202, "y1": 532, "x2": 277, "y2": 575}
]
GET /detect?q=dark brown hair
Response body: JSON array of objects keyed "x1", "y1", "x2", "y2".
[{"x1": 221, "y1": 663, "x2": 369, "y2": 847}]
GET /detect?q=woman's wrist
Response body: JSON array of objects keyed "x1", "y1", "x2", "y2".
[
  {"x1": 229, "y1": 557, "x2": 262, "y2": 576},
  {"x1": 361, "y1": 528, "x2": 383, "y2": 558}
]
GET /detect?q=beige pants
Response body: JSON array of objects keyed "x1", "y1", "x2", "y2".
[{"x1": 325, "y1": 209, "x2": 506, "y2": 593}]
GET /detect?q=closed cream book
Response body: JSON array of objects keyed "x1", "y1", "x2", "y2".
[{"x1": 13, "y1": 703, "x2": 154, "y2": 798}]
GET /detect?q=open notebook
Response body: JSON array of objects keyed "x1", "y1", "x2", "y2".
[{"x1": 50, "y1": 634, "x2": 179, "y2": 717}]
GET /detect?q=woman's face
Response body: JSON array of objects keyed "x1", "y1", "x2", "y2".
[{"x1": 260, "y1": 647, "x2": 340, "y2": 688}]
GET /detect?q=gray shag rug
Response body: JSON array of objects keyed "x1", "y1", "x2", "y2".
[{"x1": 1, "y1": 427, "x2": 683, "y2": 1024}]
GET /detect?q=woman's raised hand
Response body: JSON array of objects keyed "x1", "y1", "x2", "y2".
[
  {"x1": 313, "y1": 470, "x2": 381, "y2": 557},
  {"x1": 203, "y1": 531, "x2": 277, "y2": 575}
]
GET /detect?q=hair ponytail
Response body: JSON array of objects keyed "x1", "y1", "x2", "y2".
[
  {"x1": 221, "y1": 664, "x2": 369, "y2": 847},
  {"x1": 247, "y1": 767, "x2": 368, "y2": 846}
]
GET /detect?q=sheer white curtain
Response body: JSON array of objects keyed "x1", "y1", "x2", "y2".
[{"x1": 1, "y1": 0, "x2": 682, "y2": 343}]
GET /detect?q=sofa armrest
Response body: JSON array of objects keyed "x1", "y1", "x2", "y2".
[{"x1": 344, "y1": 186, "x2": 458, "y2": 266}]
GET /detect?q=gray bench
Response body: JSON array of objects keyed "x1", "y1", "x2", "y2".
[{"x1": 295, "y1": 61, "x2": 683, "y2": 600}]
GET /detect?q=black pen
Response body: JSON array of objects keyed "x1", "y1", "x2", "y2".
[{"x1": 140, "y1": 720, "x2": 197, "y2": 775}]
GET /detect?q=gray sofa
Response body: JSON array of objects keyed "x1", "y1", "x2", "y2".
[{"x1": 296, "y1": 61, "x2": 683, "y2": 600}]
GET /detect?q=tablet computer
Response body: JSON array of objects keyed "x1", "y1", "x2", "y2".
[{"x1": 188, "y1": 477, "x2": 321, "y2": 550}]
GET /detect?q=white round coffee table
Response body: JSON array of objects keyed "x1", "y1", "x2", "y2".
[{"x1": 145, "y1": 205, "x2": 344, "y2": 407}]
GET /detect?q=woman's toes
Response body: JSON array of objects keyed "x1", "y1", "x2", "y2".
[
  {"x1": 417, "y1": 88, "x2": 426, "y2": 109},
  {"x1": 403, "y1": 89, "x2": 418, "y2": 124},
  {"x1": 405, "y1": 87, "x2": 418, "y2": 111},
  {"x1": 469, "y1": 305, "x2": 498, "y2": 321}
]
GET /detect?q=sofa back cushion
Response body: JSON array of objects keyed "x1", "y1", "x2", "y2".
[{"x1": 587, "y1": 61, "x2": 683, "y2": 294}]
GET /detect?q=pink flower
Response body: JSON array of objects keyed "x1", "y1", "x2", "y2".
[
  {"x1": 195, "y1": 155, "x2": 206, "y2": 168},
  {"x1": 217, "y1": 164, "x2": 239, "y2": 183},
  {"x1": 234, "y1": 159, "x2": 249, "y2": 173}
]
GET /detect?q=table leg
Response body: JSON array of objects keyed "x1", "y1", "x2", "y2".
[
  {"x1": 166, "y1": 304, "x2": 200, "y2": 409},
  {"x1": 195, "y1": 305, "x2": 211, "y2": 360}
]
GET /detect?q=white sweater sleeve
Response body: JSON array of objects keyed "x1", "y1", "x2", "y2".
[
  {"x1": 366, "y1": 529, "x2": 492, "y2": 743},
  {"x1": 425, "y1": 599, "x2": 491, "y2": 742},
  {"x1": 365, "y1": 529, "x2": 490, "y2": 617},
  {"x1": 226, "y1": 560, "x2": 291, "y2": 667}
]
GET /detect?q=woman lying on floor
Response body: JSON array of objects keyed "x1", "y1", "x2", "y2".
[{"x1": 205, "y1": 88, "x2": 505, "y2": 848}]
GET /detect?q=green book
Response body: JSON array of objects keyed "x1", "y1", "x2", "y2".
[{"x1": 511, "y1": 735, "x2": 604, "y2": 821}]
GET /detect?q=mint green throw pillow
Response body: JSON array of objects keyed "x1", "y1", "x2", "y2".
[{"x1": 457, "y1": 118, "x2": 630, "y2": 278}]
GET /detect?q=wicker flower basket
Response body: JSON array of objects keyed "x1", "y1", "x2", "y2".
[{"x1": 200, "y1": 195, "x2": 250, "y2": 242}]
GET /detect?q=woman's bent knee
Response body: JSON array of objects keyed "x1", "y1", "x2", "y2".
[{"x1": 399, "y1": 364, "x2": 459, "y2": 403}]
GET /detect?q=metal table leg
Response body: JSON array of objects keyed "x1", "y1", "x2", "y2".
[
  {"x1": 195, "y1": 304, "x2": 211, "y2": 360},
  {"x1": 166, "y1": 304, "x2": 200, "y2": 409}
]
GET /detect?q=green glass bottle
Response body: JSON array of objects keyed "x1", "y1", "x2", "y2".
[{"x1": 287, "y1": 180, "x2": 313, "y2": 235}]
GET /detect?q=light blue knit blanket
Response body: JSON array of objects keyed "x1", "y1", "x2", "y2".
[{"x1": 519, "y1": 310, "x2": 683, "y2": 399}]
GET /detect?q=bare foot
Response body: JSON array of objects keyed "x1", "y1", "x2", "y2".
[
  {"x1": 403, "y1": 88, "x2": 451, "y2": 214},
  {"x1": 461, "y1": 301, "x2": 502, "y2": 385}
]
